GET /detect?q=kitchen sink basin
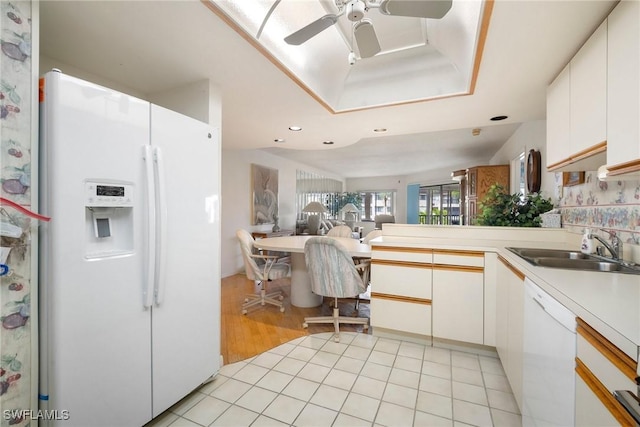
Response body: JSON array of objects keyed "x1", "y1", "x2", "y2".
[
  {"x1": 506, "y1": 247, "x2": 640, "y2": 275},
  {"x1": 508, "y1": 247, "x2": 590, "y2": 260},
  {"x1": 533, "y1": 258, "x2": 623, "y2": 271}
]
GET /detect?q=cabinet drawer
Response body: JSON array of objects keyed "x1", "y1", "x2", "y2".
[
  {"x1": 576, "y1": 318, "x2": 637, "y2": 391},
  {"x1": 372, "y1": 247, "x2": 432, "y2": 263},
  {"x1": 575, "y1": 318, "x2": 638, "y2": 426},
  {"x1": 575, "y1": 373, "x2": 623, "y2": 427},
  {"x1": 370, "y1": 297, "x2": 431, "y2": 337},
  {"x1": 433, "y1": 249, "x2": 485, "y2": 268},
  {"x1": 371, "y1": 263, "x2": 432, "y2": 299}
]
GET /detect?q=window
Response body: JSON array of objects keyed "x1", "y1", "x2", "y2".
[
  {"x1": 418, "y1": 184, "x2": 461, "y2": 225},
  {"x1": 358, "y1": 191, "x2": 395, "y2": 221},
  {"x1": 295, "y1": 170, "x2": 342, "y2": 220},
  {"x1": 511, "y1": 151, "x2": 526, "y2": 199}
]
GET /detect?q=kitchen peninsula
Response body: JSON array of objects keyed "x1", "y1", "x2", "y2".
[{"x1": 369, "y1": 224, "x2": 640, "y2": 424}]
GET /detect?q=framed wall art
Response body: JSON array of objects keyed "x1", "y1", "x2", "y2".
[
  {"x1": 251, "y1": 163, "x2": 279, "y2": 225},
  {"x1": 562, "y1": 171, "x2": 585, "y2": 187}
]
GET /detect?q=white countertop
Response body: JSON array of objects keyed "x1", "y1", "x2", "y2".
[
  {"x1": 370, "y1": 233, "x2": 640, "y2": 360},
  {"x1": 254, "y1": 235, "x2": 371, "y2": 257}
]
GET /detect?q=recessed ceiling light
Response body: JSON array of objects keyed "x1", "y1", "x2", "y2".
[
  {"x1": 374, "y1": 128, "x2": 387, "y2": 133},
  {"x1": 490, "y1": 115, "x2": 508, "y2": 121},
  {"x1": 289, "y1": 126, "x2": 302, "y2": 131},
  {"x1": 274, "y1": 138, "x2": 285, "y2": 143},
  {"x1": 323, "y1": 141, "x2": 334, "y2": 145}
]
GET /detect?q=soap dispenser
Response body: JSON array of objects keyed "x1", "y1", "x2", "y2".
[{"x1": 581, "y1": 229, "x2": 593, "y2": 254}]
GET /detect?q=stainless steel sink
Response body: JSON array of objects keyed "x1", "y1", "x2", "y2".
[
  {"x1": 506, "y1": 247, "x2": 640, "y2": 274},
  {"x1": 508, "y1": 248, "x2": 590, "y2": 260},
  {"x1": 533, "y1": 257, "x2": 623, "y2": 271}
]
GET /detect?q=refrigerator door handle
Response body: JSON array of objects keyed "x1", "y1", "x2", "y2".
[
  {"x1": 154, "y1": 147, "x2": 168, "y2": 305},
  {"x1": 143, "y1": 145, "x2": 156, "y2": 308}
]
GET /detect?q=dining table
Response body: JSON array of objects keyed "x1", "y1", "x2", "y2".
[{"x1": 253, "y1": 235, "x2": 372, "y2": 307}]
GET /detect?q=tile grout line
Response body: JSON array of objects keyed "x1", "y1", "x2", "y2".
[{"x1": 161, "y1": 333, "x2": 518, "y2": 427}]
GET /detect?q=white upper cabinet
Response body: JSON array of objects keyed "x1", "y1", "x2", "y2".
[
  {"x1": 606, "y1": 0, "x2": 640, "y2": 175},
  {"x1": 546, "y1": 17, "x2": 608, "y2": 172},
  {"x1": 571, "y1": 20, "x2": 607, "y2": 153},
  {"x1": 546, "y1": 64, "x2": 572, "y2": 169}
]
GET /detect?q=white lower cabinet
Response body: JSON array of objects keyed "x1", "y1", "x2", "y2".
[
  {"x1": 575, "y1": 375, "x2": 620, "y2": 426},
  {"x1": 370, "y1": 247, "x2": 433, "y2": 338},
  {"x1": 575, "y1": 318, "x2": 638, "y2": 426},
  {"x1": 432, "y1": 250, "x2": 484, "y2": 345},
  {"x1": 496, "y1": 255, "x2": 525, "y2": 409},
  {"x1": 371, "y1": 247, "x2": 494, "y2": 345},
  {"x1": 370, "y1": 298, "x2": 431, "y2": 337}
]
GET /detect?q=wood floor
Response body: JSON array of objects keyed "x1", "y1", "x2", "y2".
[{"x1": 221, "y1": 274, "x2": 370, "y2": 365}]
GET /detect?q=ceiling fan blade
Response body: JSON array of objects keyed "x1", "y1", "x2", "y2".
[
  {"x1": 379, "y1": 0, "x2": 453, "y2": 19},
  {"x1": 284, "y1": 14, "x2": 339, "y2": 45},
  {"x1": 354, "y1": 20, "x2": 381, "y2": 58}
]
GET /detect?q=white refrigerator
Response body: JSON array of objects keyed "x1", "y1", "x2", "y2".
[{"x1": 38, "y1": 71, "x2": 221, "y2": 426}]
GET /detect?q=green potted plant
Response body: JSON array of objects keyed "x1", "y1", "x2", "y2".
[{"x1": 476, "y1": 184, "x2": 553, "y2": 227}]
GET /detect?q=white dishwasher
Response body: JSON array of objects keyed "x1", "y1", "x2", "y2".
[{"x1": 522, "y1": 278, "x2": 577, "y2": 427}]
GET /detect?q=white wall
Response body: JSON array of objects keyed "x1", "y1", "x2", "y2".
[
  {"x1": 40, "y1": 55, "x2": 147, "y2": 98},
  {"x1": 344, "y1": 121, "x2": 553, "y2": 226},
  {"x1": 489, "y1": 120, "x2": 556, "y2": 199},
  {"x1": 221, "y1": 149, "x2": 344, "y2": 278},
  {"x1": 149, "y1": 80, "x2": 222, "y2": 128}
]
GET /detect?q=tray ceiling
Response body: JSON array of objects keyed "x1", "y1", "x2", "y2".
[{"x1": 209, "y1": 0, "x2": 486, "y2": 112}]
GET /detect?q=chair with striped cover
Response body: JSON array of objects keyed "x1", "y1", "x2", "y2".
[{"x1": 303, "y1": 237, "x2": 369, "y2": 342}]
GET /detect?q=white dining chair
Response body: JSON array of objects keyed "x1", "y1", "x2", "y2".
[
  {"x1": 326, "y1": 225, "x2": 353, "y2": 238},
  {"x1": 236, "y1": 229, "x2": 290, "y2": 314}
]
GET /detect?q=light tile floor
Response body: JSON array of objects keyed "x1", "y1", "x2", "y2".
[{"x1": 147, "y1": 332, "x2": 521, "y2": 427}]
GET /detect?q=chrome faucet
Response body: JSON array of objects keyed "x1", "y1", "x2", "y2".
[{"x1": 589, "y1": 230, "x2": 623, "y2": 261}]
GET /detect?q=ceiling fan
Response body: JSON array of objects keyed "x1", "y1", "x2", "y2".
[{"x1": 284, "y1": 0, "x2": 453, "y2": 59}]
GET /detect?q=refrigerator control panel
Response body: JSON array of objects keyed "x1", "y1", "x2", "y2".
[{"x1": 85, "y1": 181, "x2": 134, "y2": 207}]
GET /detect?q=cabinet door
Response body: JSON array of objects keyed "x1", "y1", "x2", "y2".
[
  {"x1": 571, "y1": 20, "x2": 607, "y2": 153},
  {"x1": 432, "y1": 267, "x2": 484, "y2": 345},
  {"x1": 468, "y1": 198, "x2": 477, "y2": 225},
  {"x1": 467, "y1": 168, "x2": 477, "y2": 197},
  {"x1": 546, "y1": 64, "x2": 572, "y2": 169},
  {"x1": 495, "y1": 260, "x2": 509, "y2": 362},
  {"x1": 607, "y1": 0, "x2": 640, "y2": 172},
  {"x1": 506, "y1": 270, "x2": 524, "y2": 409},
  {"x1": 496, "y1": 256, "x2": 525, "y2": 410}
]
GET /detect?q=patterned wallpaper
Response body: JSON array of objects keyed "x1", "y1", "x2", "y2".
[
  {"x1": 556, "y1": 171, "x2": 640, "y2": 258},
  {"x1": 0, "y1": 1, "x2": 34, "y2": 424}
]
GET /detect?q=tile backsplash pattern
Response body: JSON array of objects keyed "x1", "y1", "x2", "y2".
[
  {"x1": 557, "y1": 171, "x2": 640, "y2": 256},
  {"x1": 0, "y1": 0, "x2": 34, "y2": 422}
]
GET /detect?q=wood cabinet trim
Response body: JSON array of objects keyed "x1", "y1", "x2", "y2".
[
  {"x1": 606, "y1": 159, "x2": 640, "y2": 176},
  {"x1": 547, "y1": 141, "x2": 607, "y2": 171},
  {"x1": 498, "y1": 254, "x2": 525, "y2": 280},
  {"x1": 372, "y1": 246, "x2": 433, "y2": 254},
  {"x1": 371, "y1": 292, "x2": 432, "y2": 305},
  {"x1": 576, "y1": 357, "x2": 637, "y2": 426},
  {"x1": 371, "y1": 259, "x2": 432, "y2": 269},
  {"x1": 576, "y1": 318, "x2": 638, "y2": 381},
  {"x1": 432, "y1": 249, "x2": 485, "y2": 257},
  {"x1": 432, "y1": 264, "x2": 484, "y2": 273}
]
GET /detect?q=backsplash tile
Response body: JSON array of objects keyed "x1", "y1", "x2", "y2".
[{"x1": 556, "y1": 171, "x2": 640, "y2": 257}]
